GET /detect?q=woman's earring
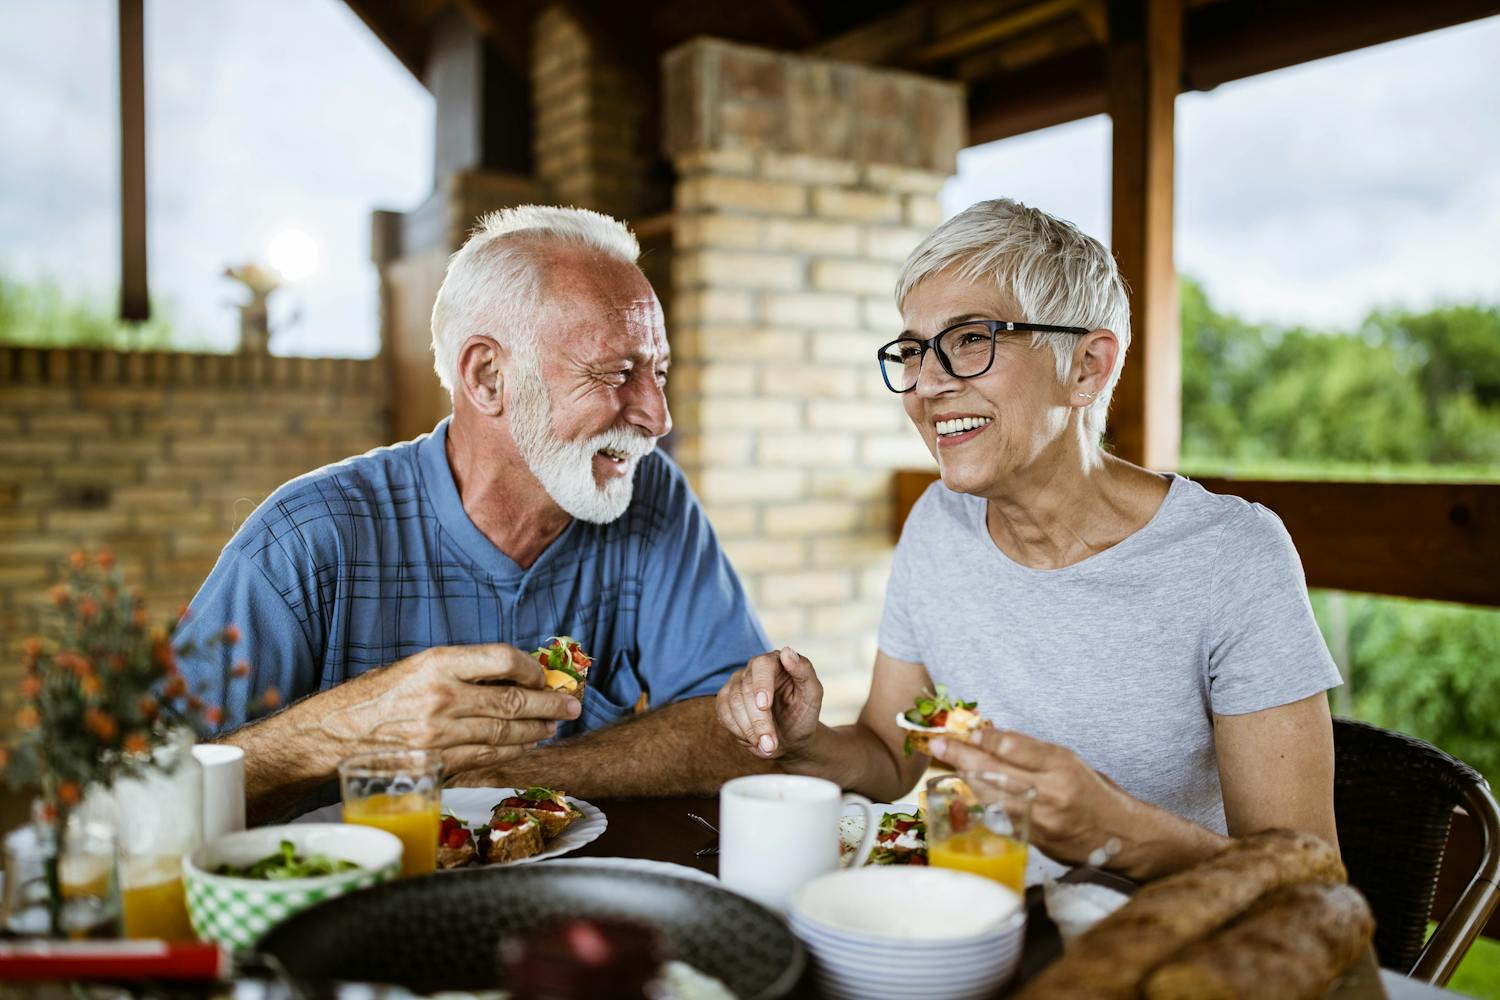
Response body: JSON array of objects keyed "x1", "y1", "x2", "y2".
[{"x1": 1075, "y1": 391, "x2": 1095, "y2": 400}]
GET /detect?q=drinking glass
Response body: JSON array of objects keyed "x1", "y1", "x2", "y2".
[
  {"x1": 3, "y1": 809, "x2": 120, "y2": 939},
  {"x1": 925, "y1": 773, "x2": 1035, "y2": 895},
  {"x1": 114, "y1": 726, "x2": 203, "y2": 940},
  {"x1": 338, "y1": 749, "x2": 441, "y2": 876}
]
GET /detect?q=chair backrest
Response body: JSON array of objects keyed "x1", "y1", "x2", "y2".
[{"x1": 1333, "y1": 717, "x2": 1494, "y2": 975}]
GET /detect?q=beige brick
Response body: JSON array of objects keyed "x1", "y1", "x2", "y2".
[
  {"x1": 758, "y1": 570, "x2": 854, "y2": 607},
  {"x1": 137, "y1": 412, "x2": 211, "y2": 435},
  {"x1": 28, "y1": 412, "x2": 113, "y2": 437},
  {"x1": 810, "y1": 602, "x2": 881, "y2": 634},
  {"x1": 764, "y1": 501, "x2": 861, "y2": 536},
  {"x1": 860, "y1": 430, "x2": 933, "y2": 467},
  {"x1": 697, "y1": 468, "x2": 807, "y2": 504},
  {"x1": 668, "y1": 432, "x2": 754, "y2": 466},
  {"x1": 756, "y1": 606, "x2": 807, "y2": 639},
  {"x1": 77, "y1": 439, "x2": 165, "y2": 464},
  {"x1": 722, "y1": 537, "x2": 807, "y2": 572},
  {"x1": 173, "y1": 439, "x2": 249, "y2": 464},
  {"x1": 762, "y1": 218, "x2": 860, "y2": 255},
  {"x1": 676, "y1": 175, "x2": 806, "y2": 215},
  {"x1": 810, "y1": 259, "x2": 898, "y2": 296},
  {"x1": 212, "y1": 412, "x2": 296, "y2": 438},
  {"x1": 698, "y1": 504, "x2": 758, "y2": 537},
  {"x1": 810, "y1": 330, "x2": 882, "y2": 366},
  {"x1": 0, "y1": 386, "x2": 75, "y2": 410},
  {"x1": 863, "y1": 163, "x2": 948, "y2": 194},
  {"x1": 0, "y1": 511, "x2": 43, "y2": 536},
  {"x1": 674, "y1": 214, "x2": 764, "y2": 250},
  {"x1": 904, "y1": 195, "x2": 944, "y2": 228},
  {"x1": 695, "y1": 397, "x2": 801, "y2": 431},
  {"x1": 672, "y1": 289, "x2": 755, "y2": 325},
  {"x1": 674, "y1": 251, "x2": 804, "y2": 290},
  {"x1": 812, "y1": 532, "x2": 892, "y2": 568},
  {"x1": 0, "y1": 439, "x2": 70, "y2": 462},
  {"x1": 0, "y1": 563, "x2": 50, "y2": 588},
  {"x1": 673, "y1": 147, "x2": 759, "y2": 176},
  {"x1": 78, "y1": 386, "x2": 165, "y2": 410},
  {"x1": 677, "y1": 328, "x2": 805, "y2": 364},
  {"x1": 756, "y1": 433, "x2": 856, "y2": 467},
  {"x1": 859, "y1": 564, "x2": 893, "y2": 601},
  {"x1": 763, "y1": 292, "x2": 860, "y2": 328},
  {"x1": 171, "y1": 531, "x2": 232, "y2": 559},
  {"x1": 0, "y1": 535, "x2": 72, "y2": 564},
  {"x1": 136, "y1": 506, "x2": 218, "y2": 532},
  {"x1": 113, "y1": 483, "x2": 196, "y2": 510},
  {"x1": 808, "y1": 399, "x2": 905, "y2": 431},
  {"x1": 759, "y1": 152, "x2": 859, "y2": 186},
  {"x1": 756, "y1": 366, "x2": 859, "y2": 399},
  {"x1": 670, "y1": 363, "x2": 758, "y2": 397},
  {"x1": 812, "y1": 187, "x2": 902, "y2": 223},
  {"x1": 864, "y1": 226, "x2": 930, "y2": 262},
  {"x1": 861, "y1": 295, "x2": 905, "y2": 333},
  {"x1": 45, "y1": 509, "x2": 131, "y2": 537}
]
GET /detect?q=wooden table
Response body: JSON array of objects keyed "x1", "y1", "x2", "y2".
[{"x1": 572, "y1": 795, "x2": 1467, "y2": 1000}]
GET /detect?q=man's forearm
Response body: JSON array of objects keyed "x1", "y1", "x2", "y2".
[
  {"x1": 780, "y1": 722, "x2": 918, "y2": 802},
  {"x1": 459, "y1": 697, "x2": 775, "y2": 797}
]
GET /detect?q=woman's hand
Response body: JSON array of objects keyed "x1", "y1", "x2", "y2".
[
  {"x1": 930, "y1": 728, "x2": 1142, "y2": 869},
  {"x1": 716, "y1": 646, "x2": 823, "y2": 760}
]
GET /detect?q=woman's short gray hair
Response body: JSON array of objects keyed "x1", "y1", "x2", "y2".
[
  {"x1": 895, "y1": 198, "x2": 1131, "y2": 439},
  {"x1": 430, "y1": 205, "x2": 641, "y2": 396}
]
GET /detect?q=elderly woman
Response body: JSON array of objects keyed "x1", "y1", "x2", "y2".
[{"x1": 716, "y1": 198, "x2": 1342, "y2": 880}]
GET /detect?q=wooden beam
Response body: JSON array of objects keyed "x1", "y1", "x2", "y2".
[
  {"x1": 909, "y1": 0, "x2": 1080, "y2": 65},
  {"x1": 890, "y1": 470, "x2": 1500, "y2": 607},
  {"x1": 118, "y1": 0, "x2": 148, "y2": 324},
  {"x1": 343, "y1": 0, "x2": 430, "y2": 83},
  {"x1": 1107, "y1": 0, "x2": 1181, "y2": 470}
]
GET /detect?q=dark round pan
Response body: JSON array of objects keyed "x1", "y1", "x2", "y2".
[{"x1": 257, "y1": 862, "x2": 804, "y2": 998}]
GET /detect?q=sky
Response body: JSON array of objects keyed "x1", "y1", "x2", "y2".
[
  {"x1": 944, "y1": 14, "x2": 1500, "y2": 331},
  {"x1": 1, "y1": 4, "x2": 1496, "y2": 354}
]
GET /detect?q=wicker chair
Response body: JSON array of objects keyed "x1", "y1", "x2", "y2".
[{"x1": 1333, "y1": 717, "x2": 1500, "y2": 984}]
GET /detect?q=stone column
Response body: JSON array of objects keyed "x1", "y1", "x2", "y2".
[{"x1": 663, "y1": 39, "x2": 964, "y2": 720}]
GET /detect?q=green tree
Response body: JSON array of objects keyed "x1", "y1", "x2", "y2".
[{"x1": 0, "y1": 274, "x2": 181, "y2": 351}]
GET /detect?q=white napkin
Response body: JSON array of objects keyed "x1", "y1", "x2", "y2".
[{"x1": 1043, "y1": 879, "x2": 1129, "y2": 945}]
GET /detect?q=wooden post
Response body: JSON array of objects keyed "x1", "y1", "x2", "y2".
[
  {"x1": 1107, "y1": 0, "x2": 1180, "y2": 469},
  {"x1": 118, "y1": 0, "x2": 149, "y2": 323}
]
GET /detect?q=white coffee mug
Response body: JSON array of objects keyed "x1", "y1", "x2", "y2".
[
  {"x1": 192, "y1": 743, "x2": 246, "y2": 841},
  {"x1": 719, "y1": 774, "x2": 879, "y2": 911}
]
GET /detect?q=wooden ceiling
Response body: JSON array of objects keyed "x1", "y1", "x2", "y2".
[{"x1": 346, "y1": 0, "x2": 1499, "y2": 145}]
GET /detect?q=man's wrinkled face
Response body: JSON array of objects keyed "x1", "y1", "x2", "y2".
[{"x1": 508, "y1": 252, "x2": 671, "y2": 523}]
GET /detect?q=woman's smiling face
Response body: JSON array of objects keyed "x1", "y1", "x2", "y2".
[{"x1": 899, "y1": 268, "x2": 1075, "y2": 496}]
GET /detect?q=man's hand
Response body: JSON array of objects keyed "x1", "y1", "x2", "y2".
[
  {"x1": 324, "y1": 644, "x2": 581, "y2": 779},
  {"x1": 716, "y1": 646, "x2": 822, "y2": 760}
]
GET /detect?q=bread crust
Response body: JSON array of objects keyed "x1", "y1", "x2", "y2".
[
  {"x1": 487, "y1": 817, "x2": 544, "y2": 863},
  {"x1": 1143, "y1": 882, "x2": 1374, "y2": 1000},
  {"x1": 1013, "y1": 830, "x2": 1345, "y2": 1000}
]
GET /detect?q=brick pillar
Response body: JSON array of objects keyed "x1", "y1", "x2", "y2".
[
  {"x1": 531, "y1": 5, "x2": 663, "y2": 221},
  {"x1": 663, "y1": 40, "x2": 964, "y2": 721}
]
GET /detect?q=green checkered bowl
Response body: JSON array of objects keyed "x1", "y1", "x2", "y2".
[{"x1": 184, "y1": 823, "x2": 402, "y2": 951}]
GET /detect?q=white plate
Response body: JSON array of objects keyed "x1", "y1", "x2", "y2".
[
  {"x1": 839, "y1": 800, "x2": 1068, "y2": 886},
  {"x1": 297, "y1": 787, "x2": 607, "y2": 866}
]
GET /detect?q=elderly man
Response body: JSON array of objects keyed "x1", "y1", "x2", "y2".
[{"x1": 180, "y1": 206, "x2": 771, "y2": 819}]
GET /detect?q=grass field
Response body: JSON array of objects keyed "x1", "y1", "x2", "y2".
[{"x1": 1440, "y1": 933, "x2": 1500, "y2": 998}]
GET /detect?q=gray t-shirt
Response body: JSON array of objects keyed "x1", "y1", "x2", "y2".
[{"x1": 878, "y1": 474, "x2": 1342, "y2": 835}]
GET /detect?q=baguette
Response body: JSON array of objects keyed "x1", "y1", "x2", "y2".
[
  {"x1": 1013, "y1": 830, "x2": 1345, "y2": 1000},
  {"x1": 487, "y1": 809, "x2": 545, "y2": 863},
  {"x1": 1144, "y1": 882, "x2": 1374, "y2": 1000}
]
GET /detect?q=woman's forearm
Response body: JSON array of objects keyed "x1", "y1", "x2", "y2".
[
  {"x1": 1111, "y1": 795, "x2": 1232, "y2": 881},
  {"x1": 780, "y1": 722, "x2": 919, "y2": 801}
]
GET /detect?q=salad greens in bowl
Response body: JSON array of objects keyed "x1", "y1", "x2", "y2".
[{"x1": 185, "y1": 823, "x2": 402, "y2": 950}]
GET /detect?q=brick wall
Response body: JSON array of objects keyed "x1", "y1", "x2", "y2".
[
  {"x1": 0, "y1": 347, "x2": 388, "y2": 728},
  {"x1": 663, "y1": 41, "x2": 964, "y2": 722}
]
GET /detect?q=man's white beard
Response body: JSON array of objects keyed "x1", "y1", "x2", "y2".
[{"x1": 509, "y1": 371, "x2": 657, "y2": 524}]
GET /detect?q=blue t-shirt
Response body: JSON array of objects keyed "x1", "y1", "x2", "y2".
[{"x1": 179, "y1": 418, "x2": 768, "y2": 737}]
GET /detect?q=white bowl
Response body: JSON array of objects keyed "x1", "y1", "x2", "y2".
[
  {"x1": 184, "y1": 823, "x2": 402, "y2": 950},
  {"x1": 787, "y1": 867, "x2": 1026, "y2": 1000}
]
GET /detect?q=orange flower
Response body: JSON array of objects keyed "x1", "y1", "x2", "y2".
[
  {"x1": 49, "y1": 584, "x2": 70, "y2": 607},
  {"x1": 132, "y1": 607, "x2": 150, "y2": 627},
  {"x1": 68, "y1": 550, "x2": 87, "y2": 571},
  {"x1": 36, "y1": 801, "x2": 56, "y2": 823},
  {"x1": 55, "y1": 652, "x2": 92, "y2": 678},
  {"x1": 261, "y1": 687, "x2": 282, "y2": 709},
  {"x1": 80, "y1": 674, "x2": 101, "y2": 698},
  {"x1": 0, "y1": 746, "x2": 8, "y2": 769},
  {"x1": 83, "y1": 708, "x2": 118, "y2": 743},
  {"x1": 57, "y1": 781, "x2": 80, "y2": 806},
  {"x1": 123, "y1": 731, "x2": 149, "y2": 755},
  {"x1": 21, "y1": 636, "x2": 42, "y2": 661},
  {"x1": 108, "y1": 653, "x2": 126, "y2": 673},
  {"x1": 204, "y1": 706, "x2": 224, "y2": 726},
  {"x1": 77, "y1": 598, "x2": 98, "y2": 621},
  {"x1": 137, "y1": 695, "x2": 160, "y2": 721},
  {"x1": 96, "y1": 548, "x2": 115, "y2": 571},
  {"x1": 20, "y1": 675, "x2": 42, "y2": 699},
  {"x1": 16, "y1": 706, "x2": 40, "y2": 730},
  {"x1": 163, "y1": 675, "x2": 187, "y2": 700},
  {"x1": 153, "y1": 642, "x2": 177, "y2": 672},
  {"x1": 231, "y1": 661, "x2": 250, "y2": 678},
  {"x1": 222, "y1": 625, "x2": 241, "y2": 644}
]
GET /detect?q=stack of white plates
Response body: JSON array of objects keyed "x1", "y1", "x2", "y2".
[{"x1": 786, "y1": 867, "x2": 1027, "y2": 1000}]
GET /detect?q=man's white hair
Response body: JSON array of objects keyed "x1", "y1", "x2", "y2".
[
  {"x1": 430, "y1": 205, "x2": 641, "y2": 396},
  {"x1": 894, "y1": 198, "x2": 1131, "y2": 440}
]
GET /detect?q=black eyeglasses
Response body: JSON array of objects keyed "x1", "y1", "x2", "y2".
[{"x1": 876, "y1": 319, "x2": 1091, "y2": 393}]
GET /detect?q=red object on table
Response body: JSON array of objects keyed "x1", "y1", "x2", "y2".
[{"x1": 0, "y1": 940, "x2": 229, "y2": 980}]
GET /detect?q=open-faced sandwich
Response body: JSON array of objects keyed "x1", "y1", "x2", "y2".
[
  {"x1": 487, "y1": 807, "x2": 546, "y2": 864},
  {"x1": 869, "y1": 810, "x2": 928, "y2": 866},
  {"x1": 496, "y1": 786, "x2": 583, "y2": 841},
  {"x1": 896, "y1": 684, "x2": 991, "y2": 756},
  {"x1": 535, "y1": 636, "x2": 592, "y2": 698},
  {"x1": 438, "y1": 813, "x2": 484, "y2": 870}
]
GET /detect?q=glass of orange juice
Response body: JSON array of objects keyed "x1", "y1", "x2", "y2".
[
  {"x1": 925, "y1": 774, "x2": 1034, "y2": 895},
  {"x1": 338, "y1": 750, "x2": 441, "y2": 877}
]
